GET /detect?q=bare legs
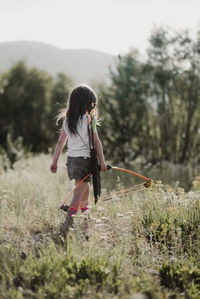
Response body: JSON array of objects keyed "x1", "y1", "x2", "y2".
[
  {"x1": 69, "y1": 180, "x2": 90, "y2": 211},
  {"x1": 79, "y1": 182, "x2": 90, "y2": 211},
  {"x1": 60, "y1": 180, "x2": 90, "y2": 237}
]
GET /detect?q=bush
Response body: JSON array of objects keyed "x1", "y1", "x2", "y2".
[{"x1": 160, "y1": 260, "x2": 200, "y2": 298}]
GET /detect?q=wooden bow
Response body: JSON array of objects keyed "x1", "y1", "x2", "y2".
[{"x1": 59, "y1": 165, "x2": 151, "y2": 210}]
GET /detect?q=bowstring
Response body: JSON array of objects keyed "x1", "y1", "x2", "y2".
[{"x1": 100, "y1": 182, "x2": 147, "y2": 201}]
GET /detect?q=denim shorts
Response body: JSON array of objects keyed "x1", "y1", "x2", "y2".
[{"x1": 66, "y1": 156, "x2": 92, "y2": 182}]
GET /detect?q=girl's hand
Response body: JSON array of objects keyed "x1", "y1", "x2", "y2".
[
  {"x1": 100, "y1": 162, "x2": 107, "y2": 172},
  {"x1": 50, "y1": 162, "x2": 57, "y2": 173}
]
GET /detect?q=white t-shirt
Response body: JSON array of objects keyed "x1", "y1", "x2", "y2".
[{"x1": 63, "y1": 114, "x2": 91, "y2": 158}]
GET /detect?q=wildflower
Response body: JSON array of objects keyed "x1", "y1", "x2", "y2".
[
  {"x1": 91, "y1": 218, "x2": 101, "y2": 223},
  {"x1": 151, "y1": 221, "x2": 158, "y2": 228},
  {"x1": 156, "y1": 180, "x2": 162, "y2": 184},
  {"x1": 97, "y1": 206, "x2": 104, "y2": 211},
  {"x1": 116, "y1": 213, "x2": 124, "y2": 217},
  {"x1": 192, "y1": 180, "x2": 200, "y2": 191},
  {"x1": 166, "y1": 187, "x2": 174, "y2": 193},
  {"x1": 126, "y1": 212, "x2": 133, "y2": 216},
  {"x1": 99, "y1": 235, "x2": 107, "y2": 241},
  {"x1": 177, "y1": 187, "x2": 185, "y2": 194}
]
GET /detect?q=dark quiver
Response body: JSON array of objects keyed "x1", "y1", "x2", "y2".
[
  {"x1": 87, "y1": 105, "x2": 101, "y2": 204},
  {"x1": 90, "y1": 148, "x2": 101, "y2": 204}
]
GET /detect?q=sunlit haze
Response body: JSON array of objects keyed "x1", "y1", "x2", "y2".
[{"x1": 0, "y1": 0, "x2": 200, "y2": 55}]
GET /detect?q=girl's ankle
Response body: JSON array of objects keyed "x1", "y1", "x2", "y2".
[{"x1": 68, "y1": 207, "x2": 78, "y2": 218}]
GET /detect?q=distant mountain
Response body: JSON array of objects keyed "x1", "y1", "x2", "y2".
[{"x1": 0, "y1": 41, "x2": 116, "y2": 84}]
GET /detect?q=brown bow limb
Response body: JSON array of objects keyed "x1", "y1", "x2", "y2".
[
  {"x1": 108, "y1": 165, "x2": 151, "y2": 182},
  {"x1": 59, "y1": 165, "x2": 151, "y2": 210},
  {"x1": 98, "y1": 165, "x2": 151, "y2": 202}
]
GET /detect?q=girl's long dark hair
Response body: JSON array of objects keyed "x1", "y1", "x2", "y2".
[{"x1": 57, "y1": 84, "x2": 98, "y2": 135}]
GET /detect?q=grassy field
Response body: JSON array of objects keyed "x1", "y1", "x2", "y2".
[{"x1": 0, "y1": 154, "x2": 200, "y2": 299}]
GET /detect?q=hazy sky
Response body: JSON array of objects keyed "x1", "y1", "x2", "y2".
[{"x1": 0, "y1": 0, "x2": 199, "y2": 55}]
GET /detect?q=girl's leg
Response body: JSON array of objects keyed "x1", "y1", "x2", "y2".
[
  {"x1": 79, "y1": 182, "x2": 90, "y2": 213},
  {"x1": 68, "y1": 180, "x2": 88, "y2": 217}
]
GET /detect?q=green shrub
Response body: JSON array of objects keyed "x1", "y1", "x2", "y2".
[{"x1": 160, "y1": 260, "x2": 200, "y2": 298}]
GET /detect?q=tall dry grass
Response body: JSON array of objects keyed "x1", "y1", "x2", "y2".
[{"x1": 0, "y1": 154, "x2": 200, "y2": 298}]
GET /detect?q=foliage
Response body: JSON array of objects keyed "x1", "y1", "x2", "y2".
[
  {"x1": 160, "y1": 260, "x2": 200, "y2": 298},
  {"x1": 48, "y1": 73, "x2": 73, "y2": 145},
  {"x1": 0, "y1": 154, "x2": 200, "y2": 298},
  {"x1": 0, "y1": 131, "x2": 31, "y2": 170},
  {"x1": 0, "y1": 61, "x2": 73, "y2": 153},
  {"x1": 97, "y1": 51, "x2": 151, "y2": 166},
  {"x1": 98, "y1": 27, "x2": 200, "y2": 166}
]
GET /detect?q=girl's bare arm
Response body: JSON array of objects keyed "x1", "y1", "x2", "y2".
[{"x1": 50, "y1": 127, "x2": 67, "y2": 173}]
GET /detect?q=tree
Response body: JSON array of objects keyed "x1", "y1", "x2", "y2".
[
  {"x1": 147, "y1": 27, "x2": 200, "y2": 164},
  {"x1": 0, "y1": 62, "x2": 74, "y2": 153},
  {"x1": 98, "y1": 51, "x2": 150, "y2": 166},
  {"x1": 48, "y1": 73, "x2": 73, "y2": 145},
  {"x1": 98, "y1": 27, "x2": 200, "y2": 166},
  {"x1": 0, "y1": 61, "x2": 53, "y2": 151}
]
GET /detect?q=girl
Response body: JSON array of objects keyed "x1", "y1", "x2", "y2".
[{"x1": 50, "y1": 84, "x2": 107, "y2": 223}]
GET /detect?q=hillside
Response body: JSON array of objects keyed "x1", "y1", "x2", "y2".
[{"x1": 0, "y1": 41, "x2": 116, "y2": 84}]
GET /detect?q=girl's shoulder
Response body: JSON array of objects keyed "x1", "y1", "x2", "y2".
[{"x1": 78, "y1": 114, "x2": 88, "y2": 128}]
